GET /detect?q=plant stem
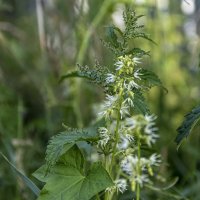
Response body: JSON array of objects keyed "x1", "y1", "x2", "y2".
[
  {"x1": 96, "y1": 194, "x2": 101, "y2": 200},
  {"x1": 110, "y1": 109, "x2": 121, "y2": 174},
  {"x1": 136, "y1": 137, "x2": 141, "y2": 200}
]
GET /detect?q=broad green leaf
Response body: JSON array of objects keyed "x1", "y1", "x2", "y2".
[
  {"x1": 0, "y1": 152, "x2": 40, "y2": 197},
  {"x1": 175, "y1": 106, "x2": 200, "y2": 146},
  {"x1": 34, "y1": 145, "x2": 85, "y2": 183},
  {"x1": 33, "y1": 146, "x2": 113, "y2": 200},
  {"x1": 46, "y1": 125, "x2": 99, "y2": 171}
]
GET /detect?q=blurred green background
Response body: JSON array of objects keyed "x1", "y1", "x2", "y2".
[{"x1": 0, "y1": 0, "x2": 200, "y2": 199}]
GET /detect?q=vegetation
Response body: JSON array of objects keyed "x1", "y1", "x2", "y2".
[{"x1": 0, "y1": 0, "x2": 200, "y2": 200}]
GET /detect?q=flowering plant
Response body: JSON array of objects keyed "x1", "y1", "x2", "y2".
[{"x1": 32, "y1": 9, "x2": 175, "y2": 200}]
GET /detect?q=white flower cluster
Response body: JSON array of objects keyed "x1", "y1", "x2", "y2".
[
  {"x1": 106, "y1": 179, "x2": 127, "y2": 193},
  {"x1": 117, "y1": 133, "x2": 134, "y2": 150},
  {"x1": 121, "y1": 153, "x2": 161, "y2": 187},
  {"x1": 98, "y1": 55, "x2": 144, "y2": 121},
  {"x1": 144, "y1": 114, "x2": 159, "y2": 147},
  {"x1": 124, "y1": 114, "x2": 159, "y2": 147},
  {"x1": 97, "y1": 127, "x2": 110, "y2": 148},
  {"x1": 98, "y1": 94, "x2": 118, "y2": 119},
  {"x1": 95, "y1": 54, "x2": 162, "y2": 195},
  {"x1": 105, "y1": 73, "x2": 116, "y2": 84}
]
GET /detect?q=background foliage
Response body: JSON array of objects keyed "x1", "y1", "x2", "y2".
[{"x1": 0, "y1": 0, "x2": 200, "y2": 199}]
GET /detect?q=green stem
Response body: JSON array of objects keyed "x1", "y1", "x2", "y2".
[
  {"x1": 96, "y1": 194, "x2": 101, "y2": 200},
  {"x1": 136, "y1": 137, "x2": 141, "y2": 200},
  {"x1": 110, "y1": 109, "x2": 121, "y2": 174}
]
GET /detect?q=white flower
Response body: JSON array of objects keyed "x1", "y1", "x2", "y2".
[
  {"x1": 143, "y1": 114, "x2": 159, "y2": 146},
  {"x1": 126, "y1": 80, "x2": 141, "y2": 90},
  {"x1": 144, "y1": 124, "x2": 158, "y2": 135},
  {"x1": 106, "y1": 179, "x2": 127, "y2": 194},
  {"x1": 115, "y1": 179, "x2": 127, "y2": 193},
  {"x1": 118, "y1": 137, "x2": 129, "y2": 150},
  {"x1": 145, "y1": 133, "x2": 159, "y2": 147},
  {"x1": 105, "y1": 73, "x2": 115, "y2": 83},
  {"x1": 98, "y1": 95, "x2": 118, "y2": 118},
  {"x1": 120, "y1": 105, "x2": 129, "y2": 119},
  {"x1": 104, "y1": 94, "x2": 118, "y2": 108},
  {"x1": 125, "y1": 117, "x2": 137, "y2": 130},
  {"x1": 118, "y1": 134, "x2": 134, "y2": 150},
  {"x1": 148, "y1": 154, "x2": 161, "y2": 166},
  {"x1": 97, "y1": 127, "x2": 110, "y2": 148},
  {"x1": 125, "y1": 134, "x2": 134, "y2": 142},
  {"x1": 115, "y1": 60, "x2": 123, "y2": 70},
  {"x1": 121, "y1": 155, "x2": 138, "y2": 174},
  {"x1": 134, "y1": 174, "x2": 150, "y2": 187},
  {"x1": 133, "y1": 57, "x2": 141, "y2": 65},
  {"x1": 123, "y1": 97, "x2": 134, "y2": 107},
  {"x1": 145, "y1": 114, "x2": 157, "y2": 123},
  {"x1": 134, "y1": 69, "x2": 142, "y2": 80}
]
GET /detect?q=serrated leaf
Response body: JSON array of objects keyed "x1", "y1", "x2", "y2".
[
  {"x1": 45, "y1": 125, "x2": 99, "y2": 172},
  {"x1": 134, "y1": 32, "x2": 157, "y2": 45},
  {"x1": 126, "y1": 48, "x2": 150, "y2": 57},
  {"x1": 59, "y1": 71, "x2": 90, "y2": 82},
  {"x1": 175, "y1": 106, "x2": 200, "y2": 146},
  {"x1": 0, "y1": 152, "x2": 40, "y2": 197},
  {"x1": 33, "y1": 146, "x2": 113, "y2": 200},
  {"x1": 140, "y1": 69, "x2": 162, "y2": 88},
  {"x1": 133, "y1": 90, "x2": 149, "y2": 115},
  {"x1": 106, "y1": 26, "x2": 119, "y2": 47}
]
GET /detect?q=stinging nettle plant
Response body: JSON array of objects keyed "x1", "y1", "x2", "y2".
[{"x1": 31, "y1": 9, "x2": 178, "y2": 200}]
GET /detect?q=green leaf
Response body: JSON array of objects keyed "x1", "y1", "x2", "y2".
[
  {"x1": 126, "y1": 48, "x2": 150, "y2": 57},
  {"x1": 59, "y1": 71, "x2": 90, "y2": 82},
  {"x1": 45, "y1": 126, "x2": 99, "y2": 172},
  {"x1": 33, "y1": 146, "x2": 113, "y2": 200},
  {"x1": 106, "y1": 26, "x2": 119, "y2": 47},
  {"x1": 59, "y1": 66, "x2": 107, "y2": 87},
  {"x1": 140, "y1": 69, "x2": 162, "y2": 88},
  {"x1": 134, "y1": 32, "x2": 157, "y2": 45},
  {"x1": 0, "y1": 152, "x2": 40, "y2": 197},
  {"x1": 175, "y1": 106, "x2": 200, "y2": 146},
  {"x1": 132, "y1": 90, "x2": 149, "y2": 115}
]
